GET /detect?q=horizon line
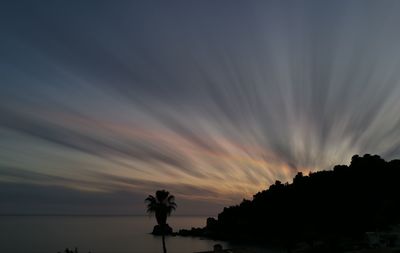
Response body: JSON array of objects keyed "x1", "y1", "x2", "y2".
[{"x1": 0, "y1": 214, "x2": 216, "y2": 217}]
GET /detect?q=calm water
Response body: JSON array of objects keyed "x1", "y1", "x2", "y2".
[{"x1": 0, "y1": 216, "x2": 230, "y2": 253}]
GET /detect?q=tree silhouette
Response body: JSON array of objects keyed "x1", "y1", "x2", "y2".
[
  {"x1": 145, "y1": 190, "x2": 177, "y2": 253},
  {"x1": 179, "y1": 154, "x2": 400, "y2": 251}
]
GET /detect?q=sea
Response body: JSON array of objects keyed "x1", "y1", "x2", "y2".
[{"x1": 0, "y1": 215, "x2": 231, "y2": 253}]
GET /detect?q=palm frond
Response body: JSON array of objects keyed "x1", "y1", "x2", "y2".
[
  {"x1": 156, "y1": 190, "x2": 169, "y2": 203},
  {"x1": 145, "y1": 195, "x2": 158, "y2": 214},
  {"x1": 145, "y1": 195, "x2": 156, "y2": 203},
  {"x1": 167, "y1": 195, "x2": 175, "y2": 203},
  {"x1": 145, "y1": 190, "x2": 177, "y2": 218}
]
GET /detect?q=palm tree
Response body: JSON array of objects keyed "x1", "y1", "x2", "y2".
[{"x1": 145, "y1": 190, "x2": 177, "y2": 253}]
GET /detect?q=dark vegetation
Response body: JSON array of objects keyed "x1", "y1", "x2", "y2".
[
  {"x1": 179, "y1": 154, "x2": 400, "y2": 249},
  {"x1": 145, "y1": 190, "x2": 177, "y2": 253}
]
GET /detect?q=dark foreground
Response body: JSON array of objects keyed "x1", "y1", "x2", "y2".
[{"x1": 178, "y1": 154, "x2": 400, "y2": 253}]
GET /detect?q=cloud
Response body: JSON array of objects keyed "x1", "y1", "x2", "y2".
[
  {"x1": 1, "y1": 0, "x2": 400, "y2": 214},
  {"x1": 0, "y1": 179, "x2": 227, "y2": 215}
]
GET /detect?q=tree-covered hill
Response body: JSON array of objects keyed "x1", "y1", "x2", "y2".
[{"x1": 180, "y1": 154, "x2": 400, "y2": 246}]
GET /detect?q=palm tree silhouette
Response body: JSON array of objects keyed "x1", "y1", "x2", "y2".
[{"x1": 145, "y1": 190, "x2": 177, "y2": 253}]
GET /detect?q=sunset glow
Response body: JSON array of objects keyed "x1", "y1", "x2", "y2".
[{"x1": 2, "y1": 1, "x2": 400, "y2": 215}]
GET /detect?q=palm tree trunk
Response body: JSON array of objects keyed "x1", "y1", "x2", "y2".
[{"x1": 162, "y1": 233, "x2": 167, "y2": 253}]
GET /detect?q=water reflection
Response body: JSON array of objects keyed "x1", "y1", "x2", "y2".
[{"x1": 0, "y1": 216, "x2": 229, "y2": 253}]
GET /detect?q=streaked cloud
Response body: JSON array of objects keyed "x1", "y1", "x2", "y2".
[{"x1": 1, "y1": 0, "x2": 400, "y2": 214}]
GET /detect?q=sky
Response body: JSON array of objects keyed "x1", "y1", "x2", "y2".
[{"x1": 1, "y1": 1, "x2": 400, "y2": 215}]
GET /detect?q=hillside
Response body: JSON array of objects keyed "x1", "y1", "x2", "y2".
[{"x1": 179, "y1": 154, "x2": 400, "y2": 248}]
